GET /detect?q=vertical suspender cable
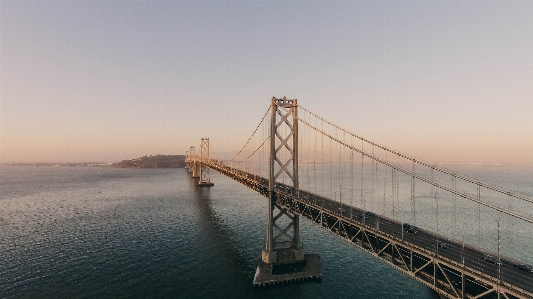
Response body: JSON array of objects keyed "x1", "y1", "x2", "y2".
[
  {"x1": 435, "y1": 168, "x2": 439, "y2": 256},
  {"x1": 431, "y1": 166, "x2": 437, "y2": 284},
  {"x1": 453, "y1": 175, "x2": 457, "y2": 238},
  {"x1": 412, "y1": 162, "x2": 416, "y2": 226},
  {"x1": 430, "y1": 167, "x2": 434, "y2": 243},
  {"x1": 330, "y1": 127, "x2": 334, "y2": 200},
  {"x1": 371, "y1": 145, "x2": 375, "y2": 214},
  {"x1": 383, "y1": 151, "x2": 387, "y2": 218},
  {"x1": 478, "y1": 184, "x2": 481, "y2": 248},
  {"x1": 397, "y1": 155, "x2": 401, "y2": 223},
  {"x1": 313, "y1": 112, "x2": 317, "y2": 193},
  {"x1": 508, "y1": 194, "x2": 512, "y2": 259},
  {"x1": 363, "y1": 140, "x2": 367, "y2": 225},
  {"x1": 321, "y1": 119, "x2": 324, "y2": 196},
  {"x1": 304, "y1": 110, "x2": 308, "y2": 189},
  {"x1": 351, "y1": 134, "x2": 354, "y2": 209},
  {"x1": 391, "y1": 168, "x2": 396, "y2": 219},
  {"x1": 361, "y1": 139, "x2": 365, "y2": 213},
  {"x1": 339, "y1": 133, "x2": 346, "y2": 208}
]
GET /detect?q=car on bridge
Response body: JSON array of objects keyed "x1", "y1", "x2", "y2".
[
  {"x1": 515, "y1": 264, "x2": 533, "y2": 273},
  {"x1": 433, "y1": 240, "x2": 448, "y2": 249},
  {"x1": 403, "y1": 223, "x2": 418, "y2": 235},
  {"x1": 482, "y1": 254, "x2": 502, "y2": 265},
  {"x1": 360, "y1": 211, "x2": 373, "y2": 219}
]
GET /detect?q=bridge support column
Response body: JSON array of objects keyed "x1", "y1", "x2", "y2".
[
  {"x1": 192, "y1": 161, "x2": 201, "y2": 178},
  {"x1": 188, "y1": 146, "x2": 201, "y2": 178},
  {"x1": 185, "y1": 146, "x2": 196, "y2": 174},
  {"x1": 261, "y1": 249, "x2": 277, "y2": 264},
  {"x1": 254, "y1": 97, "x2": 321, "y2": 287},
  {"x1": 198, "y1": 137, "x2": 214, "y2": 187},
  {"x1": 186, "y1": 146, "x2": 195, "y2": 173}
]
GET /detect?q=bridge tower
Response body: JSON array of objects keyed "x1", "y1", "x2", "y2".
[
  {"x1": 185, "y1": 150, "x2": 189, "y2": 171},
  {"x1": 262, "y1": 97, "x2": 303, "y2": 263},
  {"x1": 254, "y1": 97, "x2": 321, "y2": 287},
  {"x1": 190, "y1": 146, "x2": 201, "y2": 178},
  {"x1": 198, "y1": 138, "x2": 214, "y2": 187},
  {"x1": 186, "y1": 146, "x2": 195, "y2": 173}
]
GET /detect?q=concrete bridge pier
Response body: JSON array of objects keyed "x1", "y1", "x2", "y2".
[{"x1": 192, "y1": 161, "x2": 201, "y2": 178}]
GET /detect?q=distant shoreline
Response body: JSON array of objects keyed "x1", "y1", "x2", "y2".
[
  {"x1": 112, "y1": 154, "x2": 185, "y2": 168},
  {"x1": 1, "y1": 154, "x2": 186, "y2": 168}
]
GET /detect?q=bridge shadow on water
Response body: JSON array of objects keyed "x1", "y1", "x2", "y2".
[
  {"x1": 187, "y1": 175, "x2": 443, "y2": 299},
  {"x1": 188, "y1": 176, "x2": 320, "y2": 299}
]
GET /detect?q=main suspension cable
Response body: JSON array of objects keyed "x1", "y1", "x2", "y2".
[
  {"x1": 298, "y1": 104, "x2": 533, "y2": 206},
  {"x1": 288, "y1": 107, "x2": 533, "y2": 224},
  {"x1": 229, "y1": 106, "x2": 270, "y2": 163}
]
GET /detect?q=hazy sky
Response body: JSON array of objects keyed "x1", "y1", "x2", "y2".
[{"x1": 1, "y1": 1, "x2": 532, "y2": 164}]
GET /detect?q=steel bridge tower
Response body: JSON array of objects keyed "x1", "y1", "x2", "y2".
[
  {"x1": 198, "y1": 138, "x2": 214, "y2": 187},
  {"x1": 186, "y1": 146, "x2": 195, "y2": 174},
  {"x1": 254, "y1": 97, "x2": 321, "y2": 286},
  {"x1": 190, "y1": 146, "x2": 201, "y2": 178},
  {"x1": 262, "y1": 97, "x2": 303, "y2": 263}
]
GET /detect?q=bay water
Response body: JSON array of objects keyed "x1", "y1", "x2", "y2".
[{"x1": 1, "y1": 165, "x2": 530, "y2": 298}]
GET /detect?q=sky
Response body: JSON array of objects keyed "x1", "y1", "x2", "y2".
[{"x1": 1, "y1": 1, "x2": 532, "y2": 164}]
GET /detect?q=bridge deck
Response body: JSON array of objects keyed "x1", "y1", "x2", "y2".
[{"x1": 190, "y1": 159, "x2": 533, "y2": 299}]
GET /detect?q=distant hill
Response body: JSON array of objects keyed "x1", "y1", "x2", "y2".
[{"x1": 113, "y1": 155, "x2": 185, "y2": 168}]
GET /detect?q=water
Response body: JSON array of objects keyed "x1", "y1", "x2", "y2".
[{"x1": 1, "y1": 165, "x2": 530, "y2": 299}]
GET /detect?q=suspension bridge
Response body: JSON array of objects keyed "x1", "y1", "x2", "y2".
[{"x1": 185, "y1": 97, "x2": 533, "y2": 299}]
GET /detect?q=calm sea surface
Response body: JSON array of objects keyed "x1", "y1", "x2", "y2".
[{"x1": 1, "y1": 165, "x2": 531, "y2": 299}]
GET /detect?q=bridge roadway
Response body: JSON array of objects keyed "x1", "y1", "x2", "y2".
[
  {"x1": 309, "y1": 194, "x2": 532, "y2": 291},
  {"x1": 198, "y1": 159, "x2": 533, "y2": 299},
  {"x1": 296, "y1": 190, "x2": 533, "y2": 292}
]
